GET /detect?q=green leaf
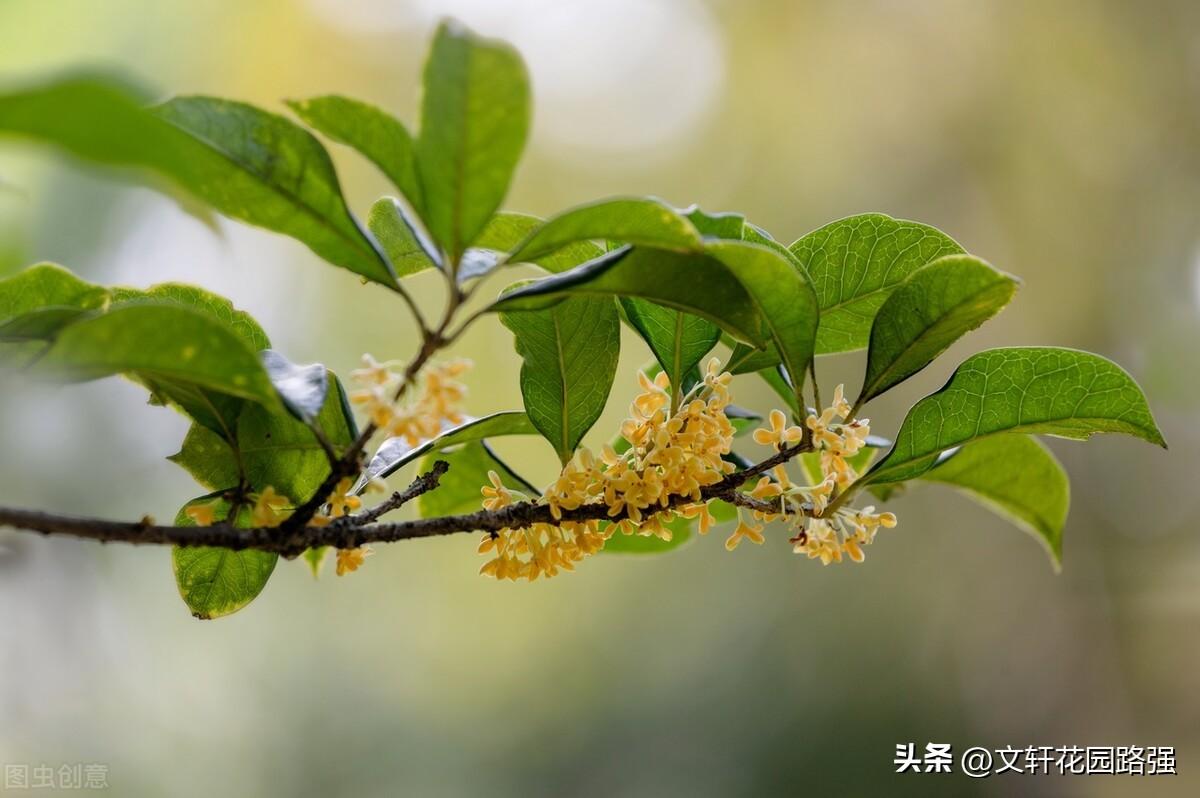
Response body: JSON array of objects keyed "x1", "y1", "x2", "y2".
[
  {"x1": 508, "y1": 197, "x2": 703, "y2": 264},
  {"x1": 0, "y1": 262, "x2": 109, "y2": 323},
  {"x1": 236, "y1": 373, "x2": 357, "y2": 502},
  {"x1": 173, "y1": 495, "x2": 277, "y2": 620},
  {"x1": 153, "y1": 96, "x2": 396, "y2": 286},
  {"x1": 367, "y1": 197, "x2": 440, "y2": 277},
  {"x1": 704, "y1": 240, "x2": 819, "y2": 406},
  {"x1": 859, "y1": 255, "x2": 1018, "y2": 405},
  {"x1": 169, "y1": 423, "x2": 241, "y2": 491},
  {"x1": 170, "y1": 371, "x2": 359, "y2": 498},
  {"x1": 921, "y1": 435, "x2": 1069, "y2": 568},
  {"x1": 620, "y1": 298, "x2": 719, "y2": 400},
  {"x1": 491, "y1": 247, "x2": 766, "y2": 348},
  {"x1": 500, "y1": 294, "x2": 621, "y2": 464},
  {"x1": 751, "y1": 364, "x2": 802, "y2": 418},
  {"x1": 260, "y1": 349, "x2": 328, "y2": 423},
  {"x1": 0, "y1": 307, "x2": 95, "y2": 347},
  {"x1": 416, "y1": 20, "x2": 530, "y2": 264},
  {"x1": 0, "y1": 78, "x2": 396, "y2": 288},
  {"x1": 417, "y1": 441, "x2": 536, "y2": 518},
  {"x1": 110, "y1": 282, "x2": 270, "y2": 351},
  {"x1": 682, "y1": 206, "x2": 745, "y2": 239},
  {"x1": 287, "y1": 94, "x2": 422, "y2": 210},
  {"x1": 790, "y1": 213, "x2": 965, "y2": 354},
  {"x1": 359, "y1": 410, "x2": 538, "y2": 488},
  {"x1": 0, "y1": 263, "x2": 110, "y2": 364},
  {"x1": 494, "y1": 240, "x2": 819, "y2": 398},
  {"x1": 866, "y1": 347, "x2": 1167, "y2": 485},
  {"x1": 33, "y1": 303, "x2": 280, "y2": 410},
  {"x1": 470, "y1": 212, "x2": 604, "y2": 278},
  {"x1": 107, "y1": 283, "x2": 272, "y2": 441}
]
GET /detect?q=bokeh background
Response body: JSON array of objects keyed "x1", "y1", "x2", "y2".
[{"x1": 1, "y1": 0, "x2": 1198, "y2": 795}]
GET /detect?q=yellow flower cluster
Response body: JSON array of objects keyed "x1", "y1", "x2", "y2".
[
  {"x1": 745, "y1": 384, "x2": 897, "y2": 564},
  {"x1": 350, "y1": 355, "x2": 471, "y2": 444},
  {"x1": 344, "y1": 355, "x2": 471, "y2": 577},
  {"x1": 309, "y1": 477, "x2": 372, "y2": 577},
  {"x1": 183, "y1": 486, "x2": 291, "y2": 529},
  {"x1": 478, "y1": 359, "x2": 738, "y2": 582}
]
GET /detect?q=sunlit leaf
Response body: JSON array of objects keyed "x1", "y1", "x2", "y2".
[
  {"x1": 866, "y1": 347, "x2": 1167, "y2": 485},
  {"x1": 367, "y1": 197, "x2": 440, "y2": 277},
  {"x1": 33, "y1": 303, "x2": 279, "y2": 411},
  {"x1": 724, "y1": 404, "x2": 763, "y2": 436},
  {"x1": 111, "y1": 282, "x2": 269, "y2": 351},
  {"x1": 682, "y1": 205, "x2": 745, "y2": 239},
  {"x1": 0, "y1": 262, "x2": 109, "y2": 324},
  {"x1": 705, "y1": 240, "x2": 818, "y2": 406},
  {"x1": 466, "y1": 212, "x2": 603, "y2": 280},
  {"x1": 790, "y1": 213, "x2": 964, "y2": 354},
  {"x1": 620, "y1": 297, "x2": 719, "y2": 402},
  {"x1": 858, "y1": 255, "x2": 1018, "y2": 405},
  {"x1": 0, "y1": 78, "x2": 397, "y2": 287},
  {"x1": 107, "y1": 283, "x2": 272, "y2": 441},
  {"x1": 287, "y1": 94, "x2": 422, "y2": 210},
  {"x1": 508, "y1": 197, "x2": 702, "y2": 263},
  {"x1": 491, "y1": 247, "x2": 767, "y2": 348},
  {"x1": 416, "y1": 20, "x2": 530, "y2": 264},
  {"x1": 0, "y1": 263, "x2": 109, "y2": 363},
  {"x1": 500, "y1": 294, "x2": 621, "y2": 464}
]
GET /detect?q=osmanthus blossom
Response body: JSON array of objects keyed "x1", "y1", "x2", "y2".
[{"x1": 474, "y1": 359, "x2": 900, "y2": 582}]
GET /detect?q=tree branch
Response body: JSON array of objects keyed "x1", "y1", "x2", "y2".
[
  {"x1": 343, "y1": 459, "x2": 449, "y2": 526},
  {"x1": 0, "y1": 443, "x2": 813, "y2": 557}
]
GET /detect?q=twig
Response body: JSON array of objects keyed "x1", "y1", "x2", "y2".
[{"x1": 343, "y1": 460, "x2": 449, "y2": 526}]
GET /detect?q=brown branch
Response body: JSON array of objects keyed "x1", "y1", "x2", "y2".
[
  {"x1": 343, "y1": 460, "x2": 449, "y2": 526},
  {"x1": 0, "y1": 443, "x2": 813, "y2": 557}
]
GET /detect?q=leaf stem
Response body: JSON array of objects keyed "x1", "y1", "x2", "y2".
[{"x1": 808, "y1": 360, "x2": 821, "y2": 413}]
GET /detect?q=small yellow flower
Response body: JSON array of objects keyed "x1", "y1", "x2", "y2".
[
  {"x1": 351, "y1": 385, "x2": 396, "y2": 428},
  {"x1": 328, "y1": 477, "x2": 362, "y2": 519},
  {"x1": 753, "y1": 409, "x2": 804, "y2": 449},
  {"x1": 184, "y1": 500, "x2": 219, "y2": 527},
  {"x1": 807, "y1": 474, "x2": 836, "y2": 515},
  {"x1": 724, "y1": 513, "x2": 765, "y2": 551},
  {"x1": 843, "y1": 535, "x2": 866, "y2": 563},
  {"x1": 351, "y1": 353, "x2": 395, "y2": 386},
  {"x1": 831, "y1": 383, "x2": 852, "y2": 420},
  {"x1": 481, "y1": 470, "x2": 513, "y2": 511},
  {"x1": 336, "y1": 546, "x2": 373, "y2": 576},
  {"x1": 679, "y1": 501, "x2": 714, "y2": 535},
  {"x1": 251, "y1": 487, "x2": 290, "y2": 528}
]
